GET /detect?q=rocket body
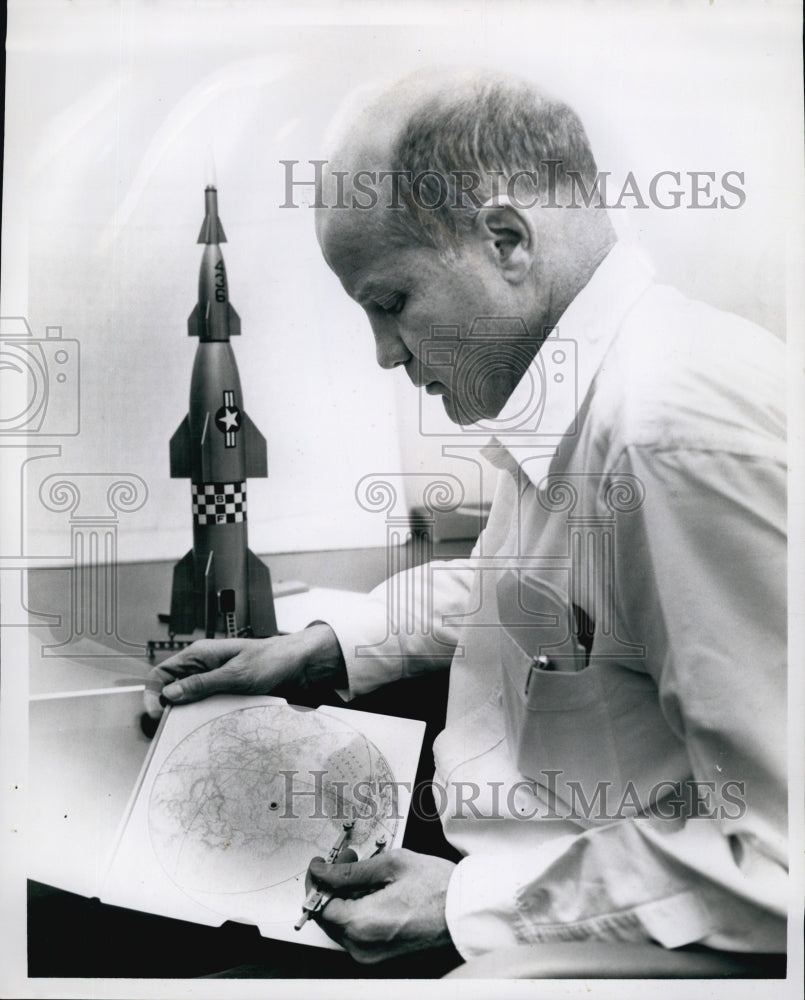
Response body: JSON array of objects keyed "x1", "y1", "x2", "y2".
[{"x1": 169, "y1": 186, "x2": 277, "y2": 638}]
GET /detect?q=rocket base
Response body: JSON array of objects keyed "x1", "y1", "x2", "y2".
[
  {"x1": 246, "y1": 549, "x2": 278, "y2": 637},
  {"x1": 164, "y1": 547, "x2": 278, "y2": 643}
]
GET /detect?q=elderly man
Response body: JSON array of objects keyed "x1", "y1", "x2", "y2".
[{"x1": 146, "y1": 72, "x2": 787, "y2": 966}]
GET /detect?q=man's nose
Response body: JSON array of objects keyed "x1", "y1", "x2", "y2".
[{"x1": 372, "y1": 322, "x2": 411, "y2": 370}]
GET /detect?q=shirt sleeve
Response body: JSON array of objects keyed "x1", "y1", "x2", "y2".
[
  {"x1": 326, "y1": 459, "x2": 511, "y2": 697},
  {"x1": 446, "y1": 444, "x2": 789, "y2": 957},
  {"x1": 323, "y1": 556, "x2": 477, "y2": 699}
]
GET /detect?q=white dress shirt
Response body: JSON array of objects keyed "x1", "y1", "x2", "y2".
[{"x1": 326, "y1": 242, "x2": 788, "y2": 958}]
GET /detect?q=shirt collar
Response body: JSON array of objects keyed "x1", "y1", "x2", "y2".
[{"x1": 482, "y1": 241, "x2": 655, "y2": 484}]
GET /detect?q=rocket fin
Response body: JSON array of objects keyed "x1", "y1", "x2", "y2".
[
  {"x1": 247, "y1": 549, "x2": 278, "y2": 637},
  {"x1": 169, "y1": 550, "x2": 198, "y2": 635},
  {"x1": 198, "y1": 215, "x2": 226, "y2": 245},
  {"x1": 188, "y1": 303, "x2": 200, "y2": 338},
  {"x1": 169, "y1": 416, "x2": 192, "y2": 478},
  {"x1": 227, "y1": 303, "x2": 241, "y2": 336},
  {"x1": 188, "y1": 302, "x2": 211, "y2": 339},
  {"x1": 242, "y1": 412, "x2": 268, "y2": 478}
]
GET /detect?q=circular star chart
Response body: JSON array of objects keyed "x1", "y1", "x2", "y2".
[{"x1": 148, "y1": 704, "x2": 398, "y2": 900}]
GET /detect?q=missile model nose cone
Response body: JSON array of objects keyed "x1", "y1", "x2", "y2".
[{"x1": 197, "y1": 185, "x2": 227, "y2": 244}]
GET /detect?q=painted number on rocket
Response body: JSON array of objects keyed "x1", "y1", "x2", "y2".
[{"x1": 215, "y1": 259, "x2": 227, "y2": 303}]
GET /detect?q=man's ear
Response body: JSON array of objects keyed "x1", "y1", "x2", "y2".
[{"x1": 475, "y1": 199, "x2": 537, "y2": 284}]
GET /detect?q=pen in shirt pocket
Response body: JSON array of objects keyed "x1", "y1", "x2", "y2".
[{"x1": 523, "y1": 651, "x2": 586, "y2": 702}]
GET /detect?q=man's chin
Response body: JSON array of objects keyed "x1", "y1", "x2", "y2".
[
  {"x1": 426, "y1": 381, "x2": 504, "y2": 425},
  {"x1": 440, "y1": 393, "x2": 463, "y2": 425},
  {"x1": 441, "y1": 393, "x2": 498, "y2": 427}
]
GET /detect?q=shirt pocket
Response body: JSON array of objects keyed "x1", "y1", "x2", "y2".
[{"x1": 498, "y1": 575, "x2": 691, "y2": 815}]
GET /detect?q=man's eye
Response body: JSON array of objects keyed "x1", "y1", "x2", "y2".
[{"x1": 377, "y1": 294, "x2": 406, "y2": 315}]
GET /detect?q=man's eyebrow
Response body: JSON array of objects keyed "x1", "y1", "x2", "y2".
[{"x1": 353, "y1": 279, "x2": 392, "y2": 306}]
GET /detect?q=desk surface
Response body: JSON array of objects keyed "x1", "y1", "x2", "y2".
[
  {"x1": 26, "y1": 542, "x2": 469, "y2": 664},
  {"x1": 25, "y1": 543, "x2": 470, "y2": 897},
  {"x1": 25, "y1": 541, "x2": 469, "y2": 694}
]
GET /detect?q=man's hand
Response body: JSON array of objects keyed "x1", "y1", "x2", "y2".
[
  {"x1": 308, "y1": 849, "x2": 456, "y2": 964},
  {"x1": 143, "y1": 623, "x2": 345, "y2": 719}
]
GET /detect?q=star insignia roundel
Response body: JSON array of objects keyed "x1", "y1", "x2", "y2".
[{"x1": 215, "y1": 390, "x2": 242, "y2": 447}]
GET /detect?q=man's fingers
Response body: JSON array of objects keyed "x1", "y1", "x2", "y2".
[
  {"x1": 304, "y1": 856, "x2": 326, "y2": 895},
  {"x1": 316, "y1": 894, "x2": 360, "y2": 930},
  {"x1": 143, "y1": 684, "x2": 166, "y2": 720},
  {"x1": 309, "y1": 853, "x2": 394, "y2": 893},
  {"x1": 161, "y1": 639, "x2": 252, "y2": 674},
  {"x1": 303, "y1": 849, "x2": 359, "y2": 894},
  {"x1": 162, "y1": 662, "x2": 243, "y2": 704},
  {"x1": 142, "y1": 639, "x2": 255, "y2": 717},
  {"x1": 334, "y1": 848, "x2": 359, "y2": 865},
  {"x1": 311, "y1": 849, "x2": 456, "y2": 963}
]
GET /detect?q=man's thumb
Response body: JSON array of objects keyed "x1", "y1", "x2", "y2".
[
  {"x1": 309, "y1": 853, "x2": 390, "y2": 891},
  {"x1": 162, "y1": 668, "x2": 233, "y2": 704}
]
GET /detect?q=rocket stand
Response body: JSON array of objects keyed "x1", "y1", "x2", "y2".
[
  {"x1": 146, "y1": 593, "x2": 256, "y2": 662},
  {"x1": 146, "y1": 623, "x2": 193, "y2": 663}
]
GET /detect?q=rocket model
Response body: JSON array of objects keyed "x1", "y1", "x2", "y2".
[{"x1": 167, "y1": 186, "x2": 277, "y2": 639}]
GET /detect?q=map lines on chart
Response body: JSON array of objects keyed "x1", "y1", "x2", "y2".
[{"x1": 147, "y1": 704, "x2": 400, "y2": 906}]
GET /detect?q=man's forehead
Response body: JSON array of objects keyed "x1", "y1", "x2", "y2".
[{"x1": 317, "y1": 200, "x2": 395, "y2": 278}]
